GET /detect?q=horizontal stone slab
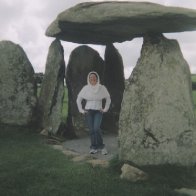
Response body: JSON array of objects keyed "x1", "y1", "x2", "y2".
[{"x1": 46, "y1": 1, "x2": 196, "y2": 44}]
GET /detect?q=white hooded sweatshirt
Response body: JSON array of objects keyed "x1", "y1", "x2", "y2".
[{"x1": 76, "y1": 71, "x2": 111, "y2": 114}]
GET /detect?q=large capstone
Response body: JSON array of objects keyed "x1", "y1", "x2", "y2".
[
  {"x1": 38, "y1": 39, "x2": 65, "y2": 135},
  {"x1": 103, "y1": 43, "x2": 125, "y2": 132},
  {"x1": 66, "y1": 45, "x2": 105, "y2": 136},
  {"x1": 46, "y1": 1, "x2": 196, "y2": 44},
  {"x1": 119, "y1": 34, "x2": 196, "y2": 166},
  {"x1": 0, "y1": 40, "x2": 37, "y2": 126}
]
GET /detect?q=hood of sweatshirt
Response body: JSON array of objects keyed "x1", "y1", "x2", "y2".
[{"x1": 87, "y1": 71, "x2": 100, "y2": 85}]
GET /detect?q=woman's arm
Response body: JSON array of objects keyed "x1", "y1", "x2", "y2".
[
  {"x1": 102, "y1": 86, "x2": 111, "y2": 112},
  {"x1": 76, "y1": 96, "x2": 86, "y2": 114},
  {"x1": 102, "y1": 96, "x2": 111, "y2": 112}
]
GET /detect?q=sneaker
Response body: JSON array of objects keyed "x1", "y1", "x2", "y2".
[
  {"x1": 89, "y1": 149, "x2": 98, "y2": 154},
  {"x1": 101, "y1": 148, "x2": 108, "y2": 155}
]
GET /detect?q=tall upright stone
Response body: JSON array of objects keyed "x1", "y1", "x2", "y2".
[
  {"x1": 0, "y1": 41, "x2": 37, "y2": 126},
  {"x1": 38, "y1": 39, "x2": 65, "y2": 135},
  {"x1": 119, "y1": 34, "x2": 196, "y2": 166},
  {"x1": 66, "y1": 45, "x2": 105, "y2": 136},
  {"x1": 103, "y1": 44, "x2": 125, "y2": 132}
]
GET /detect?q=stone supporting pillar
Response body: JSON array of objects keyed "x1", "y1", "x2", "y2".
[{"x1": 119, "y1": 34, "x2": 196, "y2": 166}]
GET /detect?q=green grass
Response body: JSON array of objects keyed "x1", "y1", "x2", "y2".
[
  {"x1": 192, "y1": 74, "x2": 196, "y2": 82},
  {"x1": 0, "y1": 125, "x2": 195, "y2": 196},
  {"x1": 192, "y1": 75, "x2": 196, "y2": 113},
  {"x1": 193, "y1": 90, "x2": 196, "y2": 108},
  {"x1": 62, "y1": 87, "x2": 68, "y2": 122}
]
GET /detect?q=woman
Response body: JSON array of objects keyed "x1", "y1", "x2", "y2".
[{"x1": 76, "y1": 71, "x2": 111, "y2": 155}]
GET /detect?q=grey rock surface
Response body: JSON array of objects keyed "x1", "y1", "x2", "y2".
[
  {"x1": 66, "y1": 45, "x2": 105, "y2": 136},
  {"x1": 119, "y1": 34, "x2": 196, "y2": 166},
  {"x1": 102, "y1": 44, "x2": 125, "y2": 133},
  {"x1": 120, "y1": 164, "x2": 148, "y2": 182},
  {"x1": 46, "y1": 1, "x2": 196, "y2": 44},
  {"x1": 38, "y1": 39, "x2": 65, "y2": 135},
  {"x1": 175, "y1": 188, "x2": 196, "y2": 196},
  {"x1": 0, "y1": 40, "x2": 37, "y2": 126}
]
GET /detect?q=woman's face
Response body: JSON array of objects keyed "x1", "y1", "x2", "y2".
[{"x1": 89, "y1": 73, "x2": 98, "y2": 86}]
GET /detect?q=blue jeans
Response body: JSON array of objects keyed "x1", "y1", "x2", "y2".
[{"x1": 85, "y1": 110, "x2": 104, "y2": 149}]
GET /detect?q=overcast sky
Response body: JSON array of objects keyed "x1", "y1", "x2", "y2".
[{"x1": 1, "y1": 0, "x2": 196, "y2": 78}]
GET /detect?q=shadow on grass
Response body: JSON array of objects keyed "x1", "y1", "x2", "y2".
[{"x1": 109, "y1": 154, "x2": 196, "y2": 191}]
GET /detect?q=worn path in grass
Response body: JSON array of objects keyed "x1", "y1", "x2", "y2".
[{"x1": 62, "y1": 133, "x2": 118, "y2": 161}]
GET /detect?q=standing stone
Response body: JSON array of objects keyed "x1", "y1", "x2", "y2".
[
  {"x1": 120, "y1": 164, "x2": 148, "y2": 182},
  {"x1": 38, "y1": 39, "x2": 65, "y2": 135},
  {"x1": 66, "y1": 45, "x2": 105, "y2": 136},
  {"x1": 119, "y1": 34, "x2": 196, "y2": 166},
  {"x1": 0, "y1": 41, "x2": 37, "y2": 126},
  {"x1": 103, "y1": 43, "x2": 125, "y2": 133}
]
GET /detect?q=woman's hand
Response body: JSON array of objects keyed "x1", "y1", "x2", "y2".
[
  {"x1": 100, "y1": 109, "x2": 104, "y2": 113},
  {"x1": 82, "y1": 110, "x2": 88, "y2": 114}
]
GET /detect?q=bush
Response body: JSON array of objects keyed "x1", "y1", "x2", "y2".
[{"x1": 192, "y1": 82, "x2": 196, "y2": 90}]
